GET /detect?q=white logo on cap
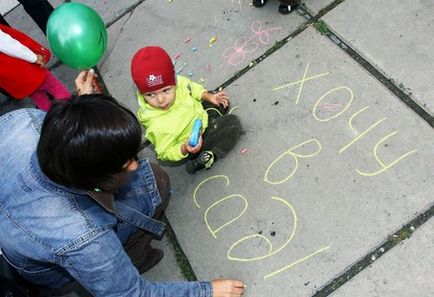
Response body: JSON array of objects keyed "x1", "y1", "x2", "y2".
[{"x1": 147, "y1": 74, "x2": 163, "y2": 87}]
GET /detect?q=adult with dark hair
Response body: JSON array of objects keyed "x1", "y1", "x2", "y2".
[
  {"x1": 18, "y1": 0, "x2": 54, "y2": 33},
  {"x1": 0, "y1": 0, "x2": 54, "y2": 33},
  {"x1": 0, "y1": 71, "x2": 245, "y2": 297},
  {"x1": 0, "y1": 15, "x2": 8, "y2": 26}
]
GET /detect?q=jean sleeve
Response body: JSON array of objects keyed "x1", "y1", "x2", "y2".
[{"x1": 62, "y1": 229, "x2": 212, "y2": 297}]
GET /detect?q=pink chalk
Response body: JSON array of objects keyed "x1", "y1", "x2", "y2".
[
  {"x1": 241, "y1": 148, "x2": 248, "y2": 155},
  {"x1": 184, "y1": 37, "x2": 191, "y2": 43},
  {"x1": 174, "y1": 53, "x2": 182, "y2": 60}
]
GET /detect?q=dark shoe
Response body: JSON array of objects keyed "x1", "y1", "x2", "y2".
[
  {"x1": 137, "y1": 248, "x2": 164, "y2": 274},
  {"x1": 278, "y1": 3, "x2": 298, "y2": 14},
  {"x1": 252, "y1": 0, "x2": 268, "y2": 7},
  {"x1": 186, "y1": 151, "x2": 215, "y2": 174}
]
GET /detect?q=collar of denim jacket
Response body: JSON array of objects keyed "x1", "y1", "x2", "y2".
[
  {"x1": 30, "y1": 153, "x2": 88, "y2": 196},
  {"x1": 87, "y1": 190, "x2": 116, "y2": 213},
  {"x1": 31, "y1": 153, "x2": 117, "y2": 213}
]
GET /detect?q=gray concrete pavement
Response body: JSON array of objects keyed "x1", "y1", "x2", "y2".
[
  {"x1": 164, "y1": 25, "x2": 434, "y2": 297},
  {"x1": 331, "y1": 218, "x2": 434, "y2": 297},
  {"x1": 323, "y1": 0, "x2": 434, "y2": 116},
  {"x1": 1, "y1": 0, "x2": 433, "y2": 296}
]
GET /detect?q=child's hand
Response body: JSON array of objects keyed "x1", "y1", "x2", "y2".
[
  {"x1": 183, "y1": 135, "x2": 203, "y2": 155},
  {"x1": 207, "y1": 92, "x2": 229, "y2": 108},
  {"x1": 34, "y1": 54, "x2": 46, "y2": 67}
]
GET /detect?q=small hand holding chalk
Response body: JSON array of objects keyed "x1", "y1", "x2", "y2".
[{"x1": 211, "y1": 279, "x2": 245, "y2": 297}]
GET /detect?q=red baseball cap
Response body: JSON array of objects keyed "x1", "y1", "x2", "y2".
[{"x1": 131, "y1": 46, "x2": 176, "y2": 93}]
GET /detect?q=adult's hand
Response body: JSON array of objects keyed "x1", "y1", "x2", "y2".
[
  {"x1": 211, "y1": 279, "x2": 245, "y2": 297},
  {"x1": 75, "y1": 69, "x2": 96, "y2": 95}
]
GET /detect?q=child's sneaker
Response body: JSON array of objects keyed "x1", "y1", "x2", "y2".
[
  {"x1": 252, "y1": 0, "x2": 268, "y2": 7},
  {"x1": 186, "y1": 151, "x2": 215, "y2": 174}
]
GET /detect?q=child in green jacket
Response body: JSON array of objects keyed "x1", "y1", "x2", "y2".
[{"x1": 131, "y1": 46, "x2": 241, "y2": 173}]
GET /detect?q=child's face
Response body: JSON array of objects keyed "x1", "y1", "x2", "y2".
[{"x1": 143, "y1": 85, "x2": 176, "y2": 110}]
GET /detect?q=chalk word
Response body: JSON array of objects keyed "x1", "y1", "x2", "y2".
[
  {"x1": 194, "y1": 175, "x2": 329, "y2": 279},
  {"x1": 271, "y1": 63, "x2": 417, "y2": 178},
  {"x1": 222, "y1": 21, "x2": 281, "y2": 66}
]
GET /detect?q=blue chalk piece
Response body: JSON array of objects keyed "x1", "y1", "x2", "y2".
[
  {"x1": 183, "y1": 62, "x2": 187, "y2": 67},
  {"x1": 192, "y1": 47, "x2": 197, "y2": 52},
  {"x1": 188, "y1": 72, "x2": 193, "y2": 76},
  {"x1": 188, "y1": 119, "x2": 202, "y2": 147}
]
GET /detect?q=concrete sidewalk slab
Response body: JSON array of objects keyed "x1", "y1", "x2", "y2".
[
  {"x1": 331, "y1": 218, "x2": 434, "y2": 297},
  {"x1": 0, "y1": 0, "x2": 18, "y2": 14},
  {"x1": 142, "y1": 236, "x2": 186, "y2": 282},
  {"x1": 302, "y1": 0, "x2": 334, "y2": 15},
  {"x1": 100, "y1": 0, "x2": 305, "y2": 112},
  {"x1": 163, "y1": 26, "x2": 434, "y2": 296},
  {"x1": 322, "y1": 0, "x2": 434, "y2": 116}
]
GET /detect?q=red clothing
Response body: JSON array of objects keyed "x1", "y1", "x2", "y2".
[{"x1": 0, "y1": 24, "x2": 50, "y2": 99}]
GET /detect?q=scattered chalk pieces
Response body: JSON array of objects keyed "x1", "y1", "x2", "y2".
[
  {"x1": 241, "y1": 148, "x2": 248, "y2": 155},
  {"x1": 199, "y1": 78, "x2": 205, "y2": 83},
  {"x1": 188, "y1": 72, "x2": 193, "y2": 77},
  {"x1": 183, "y1": 62, "x2": 187, "y2": 67},
  {"x1": 184, "y1": 36, "x2": 191, "y2": 43},
  {"x1": 209, "y1": 36, "x2": 217, "y2": 46},
  {"x1": 206, "y1": 64, "x2": 211, "y2": 71},
  {"x1": 192, "y1": 47, "x2": 197, "y2": 52},
  {"x1": 249, "y1": 62, "x2": 254, "y2": 67},
  {"x1": 218, "y1": 86, "x2": 222, "y2": 91},
  {"x1": 176, "y1": 67, "x2": 184, "y2": 74},
  {"x1": 174, "y1": 53, "x2": 182, "y2": 60}
]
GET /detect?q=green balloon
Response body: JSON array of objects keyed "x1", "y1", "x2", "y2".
[{"x1": 47, "y1": 2, "x2": 107, "y2": 69}]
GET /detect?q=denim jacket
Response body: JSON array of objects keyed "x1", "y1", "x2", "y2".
[{"x1": 0, "y1": 109, "x2": 212, "y2": 297}]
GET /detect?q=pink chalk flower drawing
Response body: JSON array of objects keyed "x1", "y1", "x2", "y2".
[{"x1": 222, "y1": 21, "x2": 281, "y2": 66}]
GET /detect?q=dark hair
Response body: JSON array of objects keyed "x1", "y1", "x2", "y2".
[{"x1": 37, "y1": 94, "x2": 142, "y2": 192}]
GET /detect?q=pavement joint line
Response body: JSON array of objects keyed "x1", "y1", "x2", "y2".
[
  {"x1": 162, "y1": 214, "x2": 198, "y2": 281},
  {"x1": 99, "y1": 9, "x2": 136, "y2": 71},
  {"x1": 312, "y1": 200, "x2": 434, "y2": 296},
  {"x1": 216, "y1": 0, "x2": 345, "y2": 92},
  {"x1": 303, "y1": 8, "x2": 434, "y2": 128},
  {"x1": 45, "y1": 0, "x2": 145, "y2": 92},
  {"x1": 217, "y1": 12, "x2": 314, "y2": 91},
  {"x1": 7, "y1": 0, "x2": 433, "y2": 289},
  {"x1": 104, "y1": 0, "x2": 146, "y2": 28},
  {"x1": 47, "y1": 0, "x2": 145, "y2": 96}
]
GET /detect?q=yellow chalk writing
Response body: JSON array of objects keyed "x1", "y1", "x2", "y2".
[
  {"x1": 273, "y1": 62, "x2": 330, "y2": 106},
  {"x1": 349, "y1": 106, "x2": 370, "y2": 131},
  {"x1": 264, "y1": 246, "x2": 330, "y2": 279},
  {"x1": 264, "y1": 139, "x2": 322, "y2": 185},
  {"x1": 193, "y1": 175, "x2": 230, "y2": 208},
  {"x1": 205, "y1": 194, "x2": 248, "y2": 239},
  {"x1": 339, "y1": 105, "x2": 387, "y2": 153},
  {"x1": 313, "y1": 86, "x2": 354, "y2": 122},
  {"x1": 356, "y1": 131, "x2": 418, "y2": 176},
  {"x1": 227, "y1": 196, "x2": 296, "y2": 262}
]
